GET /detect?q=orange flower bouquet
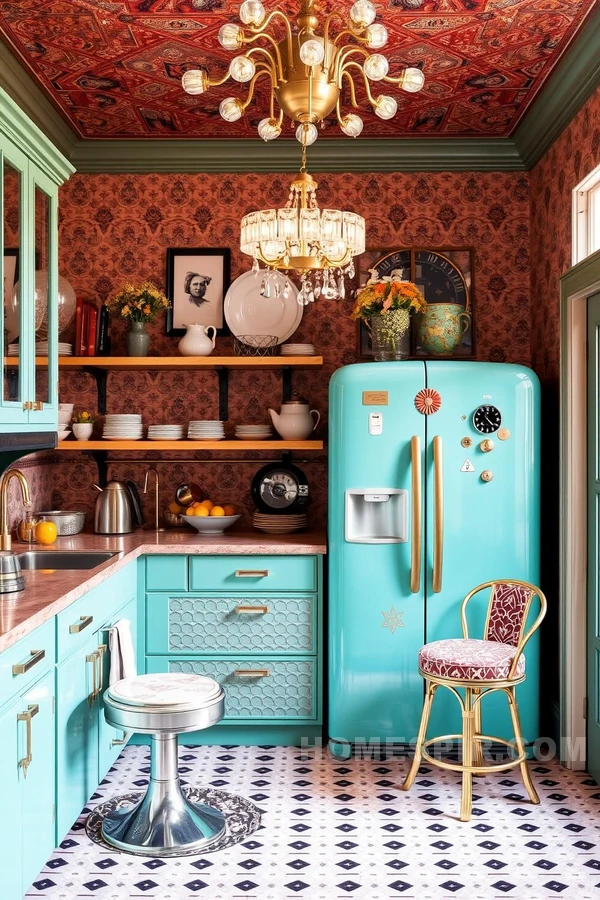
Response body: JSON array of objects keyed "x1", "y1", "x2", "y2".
[{"x1": 352, "y1": 269, "x2": 426, "y2": 361}]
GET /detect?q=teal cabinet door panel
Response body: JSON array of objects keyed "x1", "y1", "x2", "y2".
[
  {"x1": 146, "y1": 555, "x2": 188, "y2": 592},
  {"x1": 20, "y1": 670, "x2": 55, "y2": 892},
  {"x1": 97, "y1": 596, "x2": 138, "y2": 778},
  {"x1": 0, "y1": 616, "x2": 54, "y2": 703},
  {"x1": 55, "y1": 632, "x2": 99, "y2": 839},
  {"x1": 146, "y1": 592, "x2": 317, "y2": 655},
  {"x1": 189, "y1": 555, "x2": 317, "y2": 593},
  {"x1": 0, "y1": 695, "x2": 24, "y2": 900}
]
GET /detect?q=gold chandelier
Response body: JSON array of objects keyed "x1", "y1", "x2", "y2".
[{"x1": 182, "y1": 0, "x2": 425, "y2": 304}]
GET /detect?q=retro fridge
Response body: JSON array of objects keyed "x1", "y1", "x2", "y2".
[{"x1": 328, "y1": 361, "x2": 540, "y2": 755}]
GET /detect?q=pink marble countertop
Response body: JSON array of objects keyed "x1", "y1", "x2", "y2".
[{"x1": 0, "y1": 528, "x2": 327, "y2": 653}]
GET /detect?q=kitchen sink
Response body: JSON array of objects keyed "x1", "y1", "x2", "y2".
[{"x1": 16, "y1": 550, "x2": 120, "y2": 570}]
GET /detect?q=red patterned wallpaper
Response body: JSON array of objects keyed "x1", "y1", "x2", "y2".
[{"x1": 15, "y1": 169, "x2": 530, "y2": 528}]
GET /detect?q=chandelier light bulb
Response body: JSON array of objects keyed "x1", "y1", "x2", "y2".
[
  {"x1": 299, "y1": 39, "x2": 325, "y2": 66},
  {"x1": 365, "y1": 23, "x2": 388, "y2": 49},
  {"x1": 364, "y1": 54, "x2": 389, "y2": 81},
  {"x1": 218, "y1": 23, "x2": 243, "y2": 50},
  {"x1": 258, "y1": 117, "x2": 282, "y2": 141},
  {"x1": 219, "y1": 97, "x2": 244, "y2": 122},
  {"x1": 374, "y1": 94, "x2": 398, "y2": 120},
  {"x1": 349, "y1": 0, "x2": 377, "y2": 28},
  {"x1": 229, "y1": 55, "x2": 256, "y2": 82},
  {"x1": 181, "y1": 69, "x2": 207, "y2": 95},
  {"x1": 239, "y1": 0, "x2": 266, "y2": 26},
  {"x1": 340, "y1": 114, "x2": 364, "y2": 138},
  {"x1": 296, "y1": 123, "x2": 318, "y2": 145},
  {"x1": 401, "y1": 66, "x2": 426, "y2": 93}
]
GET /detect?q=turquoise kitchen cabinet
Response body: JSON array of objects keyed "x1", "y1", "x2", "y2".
[
  {"x1": 97, "y1": 595, "x2": 138, "y2": 776},
  {"x1": 0, "y1": 694, "x2": 24, "y2": 900}
]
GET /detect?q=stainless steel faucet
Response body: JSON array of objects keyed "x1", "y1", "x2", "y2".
[
  {"x1": 0, "y1": 468, "x2": 31, "y2": 551},
  {"x1": 143, "y1": 467, "x2": 163, "y2": 532}
]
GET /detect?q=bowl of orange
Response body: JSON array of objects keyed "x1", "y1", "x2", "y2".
[{"x1": 181, "y1": 499, "x2": 241, "y2": 535}]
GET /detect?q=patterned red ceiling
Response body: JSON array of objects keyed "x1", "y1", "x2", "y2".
[{"x1": 0, "y1": 0, "x2": 595, "y2": 139}]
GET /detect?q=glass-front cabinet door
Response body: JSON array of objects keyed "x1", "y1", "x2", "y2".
[{"x1": 31, "y1": 171, "x2": 58, "y2": 426}]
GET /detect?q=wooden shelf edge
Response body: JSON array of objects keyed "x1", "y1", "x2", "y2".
[
  {"x1": 56, "y1": 440, "x2": 324, "y2": 451},
  {"x1": 54, "y1": 355, "x2": 323, "y2": 369}
]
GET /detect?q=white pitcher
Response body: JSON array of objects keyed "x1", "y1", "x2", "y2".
[
  {"x1": 268, "y1": 394, "x2": 321, "y2": 440},
  {"x1": 178, "y1": 324, "x2": 217, "y2": 356}
]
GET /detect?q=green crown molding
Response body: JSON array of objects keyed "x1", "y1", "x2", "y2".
[
  {"x1": 514, "y1": 7, "x2": 600, "y2": 170},
  {"x1": 0, "y1": 87, "x2": 74, "y2": 184}
]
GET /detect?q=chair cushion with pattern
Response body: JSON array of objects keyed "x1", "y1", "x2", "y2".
[{"x1": 418, "y1": 638, "x2": 525, "y2": 681}]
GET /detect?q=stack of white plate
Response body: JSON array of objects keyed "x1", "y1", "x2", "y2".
[
  {"x1": 38, "y1": 342, "x2": 73, "y2": 356},
  {"x1": 103, "y1": 413, "x2": 144, "y2": 440},
  {"x1": 235, "y1": 424, "x2": 272, "y2": 441},
  {"x1": 281, "y1": 343, "x2": 315, "y2": 356},
  {"x1": 188, "y1": 420, "x2": 225, "y2": 441},
  {"x1": 252, "y1": 511, "x2": 308, "y2": 533},
  {"x1": 147, "y1": 424, "x2": 184, "y2": 441}
]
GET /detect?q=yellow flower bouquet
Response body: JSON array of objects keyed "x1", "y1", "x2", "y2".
[
  {"x1": 105, "y1": 281, "x2": 170, "y2": 324},
  {"x1": 352, "y1": 269, "x2": 426, "y2": 361}
]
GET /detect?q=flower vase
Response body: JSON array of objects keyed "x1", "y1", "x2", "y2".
[
  {"x1": 369, "y1": 309, "x2": 411, "y2": 361},
  {"x1": 126, "y1": 321, "x2": 150, "y2": 357}
]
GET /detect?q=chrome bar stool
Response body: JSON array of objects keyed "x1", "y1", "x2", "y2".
[{"x1": 101, "y1": 672, "x2": 225, "y2": 856}]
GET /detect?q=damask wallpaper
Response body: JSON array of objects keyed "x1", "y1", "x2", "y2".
[{"x1": 10, "y1": 169, "x2": 531, "y2": 527}]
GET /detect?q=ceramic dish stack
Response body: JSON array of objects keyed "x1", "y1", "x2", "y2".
[
  {"x1": 147, "y1": 424, "x2": 184, "y2": 441},
  {"x1": 235, "y1": 423, "x2": 272, "y2": 441},
  {"x1": 188, "y1": 420, "x2": 225, "y2": 441},
  {"x1": 103, "y1": 413, "x2": 144, "y2": 440},
  {"x1": 252, "y1": 511, "x2": 308, "y2": 533},
  {"x1": 281, "y1": 343, "x2": 315, "y2": 356},
  {"x1": 37, "y1": 341, "x2": 73, "y2": 356}
]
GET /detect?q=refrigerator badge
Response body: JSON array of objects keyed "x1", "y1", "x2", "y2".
[
  {"x1": 381, "y1": 605, "x2": 404, "y2": 634},
  {"x1": 414, "y1": 387, "x2": 442, "y2": 415},
  {"x1": 460, "y1": 459, "x2": 475, "y2": 472}
]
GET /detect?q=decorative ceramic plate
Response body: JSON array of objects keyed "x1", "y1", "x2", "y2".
[{"x1": 224, "y1": 270, "x2": 301, "y2": 343}]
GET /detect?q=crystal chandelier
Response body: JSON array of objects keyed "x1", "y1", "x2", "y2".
[{"x1": 182, "y1": 0, "x2": 425, "y2": 303}]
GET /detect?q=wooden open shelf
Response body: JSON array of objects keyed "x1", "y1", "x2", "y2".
[
  {"x1": 6, "y1": 356, "x2": 323, "y2": 368},
  {"x1": 57, "y1": 440, "x2": 324, "y2": 451}
]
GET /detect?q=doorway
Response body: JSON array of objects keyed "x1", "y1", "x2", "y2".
[{"x1": 587, "y1": 291, "x2": 600, "y2": 782}]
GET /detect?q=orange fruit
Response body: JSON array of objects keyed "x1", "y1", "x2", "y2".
[
  {"x1": 223, "y1": 504, "x2": 236, "y2": 516},
  {"x1": 210, "y1": 506, "x2": 225, "y2": 517},
  {"x1": 194, "y1": 506, "x2": 210, "y2": 517},
  {"x1": 186, "y1": 505, "x2": 196, "y2": 515},
  {"x1": 199, "y1": 499, "x2": 214, "y2": 510},
  {"x1": 35, "y1": 521, "x2": 57, "y2": 545},
  {"x1": 169, "y1": 501, "x2": 183, "y2": 514}
]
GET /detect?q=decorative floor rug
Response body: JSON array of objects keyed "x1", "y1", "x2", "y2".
[{"x1": 26, "y1": 744, "x2": 600, "y2": 899}]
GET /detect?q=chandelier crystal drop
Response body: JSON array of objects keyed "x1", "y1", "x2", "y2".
[{"x1": 182, "y1": 0, "x2": 424, "y2": 299}]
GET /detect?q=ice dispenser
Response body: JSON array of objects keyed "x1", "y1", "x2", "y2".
[{"x1": 345, "y1": 489, "x2": 408, "y2": 543}]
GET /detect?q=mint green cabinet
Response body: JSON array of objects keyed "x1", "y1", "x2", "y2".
[
  {"x1": 0, "y1": 695, "x2": 23, "y2": 900},
  {"x1": 97, "y1": 595, "x2": 138, "y2": 776}
]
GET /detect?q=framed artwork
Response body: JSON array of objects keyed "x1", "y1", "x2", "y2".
[
  {"x1": 165, "y1": 247, "x2": 231, "y2": 337},
  {"x1": 356, "y1": 247, "x2": 475, "y2": 359}
]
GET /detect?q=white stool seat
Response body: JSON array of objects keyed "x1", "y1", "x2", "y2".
[{"x1": 107, "y1": 673, "x2": 223, "y2": 710}]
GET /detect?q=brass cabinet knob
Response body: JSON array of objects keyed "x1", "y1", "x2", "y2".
[
  {"x1": 461, "y1": 437, "x2": 472, "y2": 448},
  {"x1": 480, "y1": 439, "x2": 494, "y2": 452},
  {"x1": 481, "y1": 470, "x2": 493, "y2": 482}
]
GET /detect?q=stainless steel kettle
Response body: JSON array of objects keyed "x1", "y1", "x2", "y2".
[{"x1": 94, "y1": 481, "x2": 133, "y2": 534}]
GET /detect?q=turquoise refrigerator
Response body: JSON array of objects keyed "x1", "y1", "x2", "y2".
[{"x1": 328, "y1": 361, "x2": 540, "y2": 756}]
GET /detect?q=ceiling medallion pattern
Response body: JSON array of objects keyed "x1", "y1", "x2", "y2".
[{"x1": 0, "y1": 0, "x2": 595, "y2": 139}]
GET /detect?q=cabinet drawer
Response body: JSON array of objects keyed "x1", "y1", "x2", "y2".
[
  {"x1": 0, "y1": 617, "x2": 54, "y2": 707},
  {"x1": 146, "y1": 593, "x2": 316, "y2": 654},
  {"x1": 56, "y1": 562, "x2": 136, "y2": 661},
  {"x1": 146, "y1": 656, "x2": 317, "y2": 720},
  {"x1": 146, "y1": 555, "x2": 188, "y2": 592},
  {"x1": 189, "y1": 555, "x2": 317, "y2": 593}
]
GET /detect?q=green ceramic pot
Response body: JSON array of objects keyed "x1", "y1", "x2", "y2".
[
  {"x1": 126, "y1": 320, "x2": 150, "y2": 357},
  {"x1": 417, "y1": 303, "x2": 470, "y2": 356}
]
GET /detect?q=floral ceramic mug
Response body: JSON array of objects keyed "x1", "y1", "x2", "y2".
[{"x1": 417, "y1": 303, "x2": 470, "y2": 355}]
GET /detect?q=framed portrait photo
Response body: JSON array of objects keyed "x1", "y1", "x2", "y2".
[{"x1": 166, "y1": 247, "x2": 231, "y2": 337}]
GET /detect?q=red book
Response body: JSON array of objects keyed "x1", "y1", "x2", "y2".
[
  {"x1": 74, "y1": 297, "x2": 84, "y2": 356},
  {"x1": 80, "y1": 303, "x2": 89, "y2": 356},
  {"x1": 86, "y1": 304, "x2": 98, "y2": 357}
]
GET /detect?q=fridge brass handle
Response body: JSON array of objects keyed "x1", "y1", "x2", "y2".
[
  {"x1": 69, "y1": 614, "x2": 93, "y2": 634},
  {"x1": 17, "y1": 703, "x2": 39, "y2": 778},
  {"x1": 235, "y1": 569, "x2": 270, "y2": 577},
  {"x1": 233, "y1": 669, "x2": 270, "y2": 677},
  {"x1": 12, "y1": 649, "x2": 45, "y2": 675},
  {"x1": 235, "y1": 605, "x2": 269, "y2": 614},
  {"x1": 410, "y1": 435, "x2": 422, "y2": 593},
  {"x1": 433, "y1": 435, "x2": 444, "y2": 593}
]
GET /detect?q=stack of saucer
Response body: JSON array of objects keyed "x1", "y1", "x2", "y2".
[
  {"x1": 103, "y1": 414, "x2": 144, "y2": 440},
  {"x1": 235, "y1": 423, "x2": 272, "y2": 441},
  {"x1": 281, "y1": 343, "x2": 315, "y2": 356},
  {"x1": 252, "y1": 511, "x2": 308, "y2": 533},
  {"x1": 147, "y1": 424, "x2": 184, "y2": 441},
  {"x1": 38, "y1": 341, "x2": 73, "y2": 356},
  {"x1": 188, "y1": 420, "x2": 225, "y2": 441}
]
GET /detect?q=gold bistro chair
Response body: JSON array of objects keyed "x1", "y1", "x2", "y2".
[{"x1": 401, "y1": 580, "x2": 547, "y2": 821}]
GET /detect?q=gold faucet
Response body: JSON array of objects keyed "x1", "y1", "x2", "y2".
[
  {"x1": 0, "y1": 469, "x2": 31, "y2": 551},
  {"x1": 143, "y1": 467, "x2": 163, "y2": 532}
]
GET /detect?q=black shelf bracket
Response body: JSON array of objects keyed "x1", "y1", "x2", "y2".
[
  {"x1": 83, "y1": 367, "x2": 109, "y2": 416},
  {"x1": 89, "y1": 450, "x2": 109, "y2": 487},
  {"x1": 282, "y1": 366, "x2": 293, "y2": 402},
  {"x1": 216, "y1": 367, "x2": 229, "y2": 421}
]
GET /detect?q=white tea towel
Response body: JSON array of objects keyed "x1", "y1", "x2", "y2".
[{"x1": 108, "y1": 618, "x2": 136, "y2": 685}]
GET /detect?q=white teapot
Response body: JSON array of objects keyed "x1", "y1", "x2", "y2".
[
  {"x1": 178, "y1": 324, "x2": 216, "y2": 357},
  {"x1": 268, "y1": 393, "x2": 321, "y2": 440}
]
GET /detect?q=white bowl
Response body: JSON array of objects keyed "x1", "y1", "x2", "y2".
[
  {"x1": 181, "y1": 514, "x2": 241, "y2": 534},
  {"x1": 59, "y1": 403, "x2": 74, "y2": 413}
]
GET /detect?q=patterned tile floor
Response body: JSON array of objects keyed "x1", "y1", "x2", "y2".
[{"x1": 26, "y1": 744, "x2": 600, "y2": 899}]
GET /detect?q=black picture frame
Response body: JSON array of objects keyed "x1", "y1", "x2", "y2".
[
  {"x1": 3, "y1": 247, "x2": 19, "y2": 308},
  {"x1": 165, "y1": 247, "x2": 231, "y2": 337}
]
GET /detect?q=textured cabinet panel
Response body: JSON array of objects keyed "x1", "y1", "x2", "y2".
[
  {"x1": 147, "y1": 656, "x2": 316, "y2": 719},
  {"x1": 146, "y1": 594, "x2": 315, "y2": 654},
  {"x1": 189, "y1": 555, "x2": 317, "y2": 593}
]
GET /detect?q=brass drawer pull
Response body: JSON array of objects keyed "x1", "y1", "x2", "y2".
[
  {"x1": 86, "y1": 650, "x2": 99, "y2": 707},
  {"x1": 234, "y1": 668, "x2": 270, "y2": 677},
  {"x1": 94, "y1": 644, "x2": 107, "y2": 699},
  {"x1": 17, "y1": 703, "x2": 39, "y2": 777},
  {"x1": 235, "y1": 569, "x2": 270, "y2": 577},
  {"x1": 69, "y1": 614, "x2": 93, "y2": 634},
  {"x1": 111, "y1": 730, "x2": 130, "y2": 748},
  {"x1": 235, "y1": 605, "x2": 269, "y2": 615},
  {"x1": 12, "y1": 649, "x2": 45, "y2": 676}
]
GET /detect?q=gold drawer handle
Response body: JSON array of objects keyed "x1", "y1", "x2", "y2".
[
  {"x1": 235, "y1": 605, "x2": 269, "y2": 615},
  {"x1": 111, "y1": 730, "x2": 130, "y2": 748},
  {"x1": 12, "y1": 649, "x2": 45, "y2": 676},
  {"x1": 22, "y1": 401, "x2": 44, "y2": 411},
  {"x1": 235, "y1": 569, "x2": 270, "y2": 577},
  {"x1": 94, "y1": 644, "x2": 107, "y2": 699},
  {"x1": 234, "y1": 668, "x2": 270, "y2": 677},
  {"x1": 86, "y1": 649, "x2": 99, "y2": 707},
  {"x1": 69, "y1": 614, "x2": 93, "y2": 634},
  {"x1": 17, "y1": 703, "x2": 39, "y2": 777}
]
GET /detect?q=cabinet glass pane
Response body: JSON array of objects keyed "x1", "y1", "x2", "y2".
[
  {"x1": 34, "y1": 186, "x2": 50, "y2": 405},
  {"x1": 3, "y1": 161, "x2": 21, "y2": 402}
]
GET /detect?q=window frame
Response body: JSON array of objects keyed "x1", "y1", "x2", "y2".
[{"x1": 573, "y1": 164, "x2": 600, "y2": 264}]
